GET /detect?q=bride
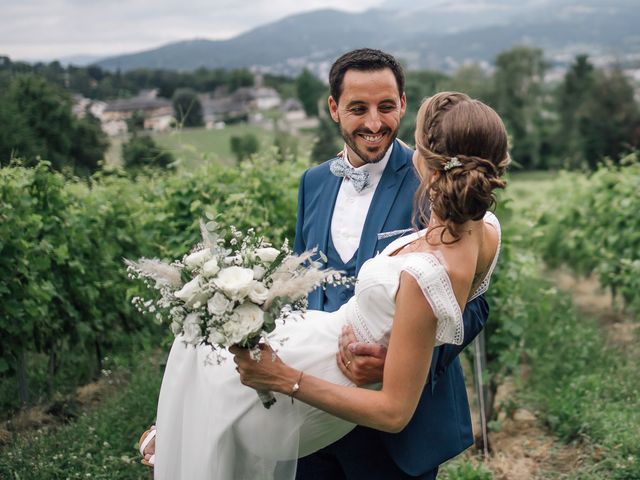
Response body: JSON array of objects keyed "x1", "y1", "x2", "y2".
[{"x1": 150, "y1": 92, "x2": 509, "y2": 479}]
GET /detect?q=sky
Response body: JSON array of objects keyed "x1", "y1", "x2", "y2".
[{"x1": 0, "y1": 0, "x2": 383, "y2": 62}]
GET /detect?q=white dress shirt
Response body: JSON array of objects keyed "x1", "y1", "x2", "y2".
[{"x1": 330, "y1": 144, "x2": 393, "y2": 263}]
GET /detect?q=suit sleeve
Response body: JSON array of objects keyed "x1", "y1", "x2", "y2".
[
  {"x1": 429, "y1": 294, "x2": 489, "y2": 383},
  {"x1": 293, "y1": 170, "x2": 307, "y2": 255}
]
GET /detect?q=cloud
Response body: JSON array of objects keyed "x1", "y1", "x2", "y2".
[{"x1": 0, "y1": 0, "x2": 382, "y2": 60}]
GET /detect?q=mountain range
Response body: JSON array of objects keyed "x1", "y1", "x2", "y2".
[{"x1": 94, "y1": 0, "x2": 640, "y2": 74}]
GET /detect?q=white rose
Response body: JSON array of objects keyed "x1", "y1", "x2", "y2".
[
  {"x1": 214, "y1": 266, "x2": 254, "y2": 301},
  {"x1": 182, "y1": 313, "x2": 203, "y2": 345},
  {"x1": 255, "y1": 247, "x2": 280, "y2": 264},
  {"x1": 222, "y1": 313, "x2": 243, "y2": 345},
  {"x1": 202, "y1": 257, "x2": 220, "y2": 277},
  {"x1": 174, "y1": 275, "x2": 210, "y2": 307},
  {"x1": 223, "y1": 303, "x2": 264, "y2": 344},
  {"x1": 184, "y1": 249, "x2": 212, "y2": 270},
  {"x1": 207, "y1": 329, "x2": 226, "y2": 345},
  {"x1": 252, "y1": 265, "x2": 266, "y2": 280},
  {"x1": 207, "y1": 292, "x2": 232, "y2": 316},
  {"x1": 248, "y1": 280, "x2": 269, "y2": 305}
]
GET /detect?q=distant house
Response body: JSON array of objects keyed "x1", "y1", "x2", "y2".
[
  {"x1": 253, "y1": 87, "x2": 282, "y2": 110},
  {"x1": 281, "y1": 98, "x2": 306, "y2": 122},
  {"x1": 72, "y1": 95, "x2": 107, "y2": 120},
  {"x1": 280, "y1": 98, "x2": 319, "y2": 132},
  {"x1": 101, "y1": 90, "x2": 174, "y2": 135},
  {"x1": 200, "y1": 87, "x2": 282, "y2": 128},
  {"x1": 200, "y1": 94, "x2": 250, "y2": 128}
]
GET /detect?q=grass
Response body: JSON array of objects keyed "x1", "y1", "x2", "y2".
[
  {"x1": 152, "y1": 124, "x2": 273, "y2": 170},
  {"x1": 502, "y1": 173, "x2": 640, "y2": 479},
  {"x1": 504, "y1": 170, "x2": 569, "y2": 214},
  {"x1": 107, "y1": 123, "x2": 316, "y2": 171},
  {"x1": 0, "y1": 353, "x2": 162, "y2": 480},
  {"x1": 516, "y1": 279, "x2": 640, "y2": 479}
]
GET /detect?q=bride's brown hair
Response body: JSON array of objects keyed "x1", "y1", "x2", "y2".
[{"x1": 413, "y1": 92, "x2": 510, "y2": 243}]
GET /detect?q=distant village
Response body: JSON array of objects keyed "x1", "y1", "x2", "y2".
[{"x1": 72, "y1": 76, "x2": 319, "y2": 137}]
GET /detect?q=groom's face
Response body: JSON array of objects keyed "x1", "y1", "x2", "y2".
[{"x1": 328, "y1": 68, "x2": 406, "y2": 168}]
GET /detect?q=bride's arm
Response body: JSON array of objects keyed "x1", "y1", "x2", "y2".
[{"x1": 232, "y1": 272, "x2": 440, "y2": 433}]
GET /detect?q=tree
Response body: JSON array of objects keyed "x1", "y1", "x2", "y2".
[
  {"x1": 296, "y1": 69, "x2": 326, "y2": 117},
  {"x1": 126, "y1": 111, "x2": 145, "y2": 134},
  {"x1": 579, "y1": 67, "x2": 640, "y2": 168},
  {"x1": 230, "y1": 133, "x2": 260, "y2": 163},
  {"x1": 172, "y1": 88, "x2": 204, "y2": 128},
  {"x1": 449, "y1": 64, "x2": 493, "y2": 103},
  {"x1": 70, "y1": 112, "x2": 109, "y2": 175},
  {"x1": 556, "y1": 55, "x2": 596, "y2": 168},
  {"x1": 398, "y1": 69, "x2": 448, "y2": 142},
  {"x1": 0, "y1": 75, "x2": 107, "y2": 175},
  {"x1": 228, "y1": 69, "x2": 254, "y2": 92},
  {"x1": 492, "y1": 47, "x2": 549, "y2": 169},
  {"x1": 555, "y1": 57, "x2": 640, "y2": 169},
  {"x1": 273, "y1": 127, "x2": 298, "y2": 163},
  {"x1": 310, "y1": 117, "x2": 341, "y2": 164},
  {"x1": 122, "y1": 134, "x2": 175, "y2": 172}
]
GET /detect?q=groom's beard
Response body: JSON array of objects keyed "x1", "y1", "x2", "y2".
[{"x1": 340, "y1": 125, "x2": 397, "y2": 165}]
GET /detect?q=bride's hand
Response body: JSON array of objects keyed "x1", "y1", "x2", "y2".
[{"x1": 230, "y1": 344, "x2": 297, "y2": 393}]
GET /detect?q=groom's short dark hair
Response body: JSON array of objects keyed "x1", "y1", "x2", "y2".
[{"x1": 329, "y1": 48, "x2": 405, "y2": 103}]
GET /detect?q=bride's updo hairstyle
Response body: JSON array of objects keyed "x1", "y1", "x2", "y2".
[{"x1": 414, "y1": 91, "x2": 510, "y2": 243}]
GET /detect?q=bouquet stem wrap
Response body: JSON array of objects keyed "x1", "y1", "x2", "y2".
[{"x1": 258, "y1": 390, "x2": 276, "y2": 409}]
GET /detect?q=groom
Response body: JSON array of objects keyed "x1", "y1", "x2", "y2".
[{"x1": 293, "y1": 49, "x2": 489, "y2": 479}]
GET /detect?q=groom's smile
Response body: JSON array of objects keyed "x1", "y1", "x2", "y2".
[{"x1": 329, "y1": 68, "x2": 406, "y2": 168}]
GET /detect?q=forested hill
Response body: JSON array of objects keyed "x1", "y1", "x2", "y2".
[{"x1": 93, "y1": 0, "x2": 640, "y2": 73}]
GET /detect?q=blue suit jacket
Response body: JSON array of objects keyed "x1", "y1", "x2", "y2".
[{"x1": 294, "y1": 140, "x2": 489, "y2": 475}]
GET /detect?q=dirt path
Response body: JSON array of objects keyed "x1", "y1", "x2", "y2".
[
  {"x1": 549, "y1": 268, "x2": 638, "y2": 348},
  {"x1": 0, "y1": 372, "x2": 128, "y2": 448},
  {"x1": 457, "y1": 267, "x2": 640, "y2": 479},
  {"x1": 459, "y1": 374, "x2": 586, "y2": 480}
]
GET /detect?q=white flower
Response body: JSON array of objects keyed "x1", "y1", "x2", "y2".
[
  {"x1": 184, "y1": 249, "x2": 212, "y2": 270},
  {"x1": 222, "y1": 303, "x2": 264, "y2": 345},
  {"x1": 170, "y1": 321, "x2": 182, "y2": 335},
  {"x1": 252, "y1": 265, "x2": 266, "y2": 280},
  {"x1": 202, "y1": 257, "x2": 220, "y2": 277},
  {"x1": 256, "y1": 247, "x2": 280, "y2": 264},
  {"x1": 248, "y1": 280, "x2": 269, "y2": 305},
  {"x1": 174, "y1": 275, "x2": 210, "y2": 307},
  {"x1": 207, "y1": 292, "x2": 232, "y2": 316},
  {"x1": 207, "y1": 330, "x2": 226, "y2": 345},
  {"x1": 214, "y1": 266, "x2": 254, "y2": 301},
  {"x1": 182, "y1": 313, "x2": 203, "y2": 345},
  {"x1": 223, "y1": 254, "x2": 243, "y2": 266}
]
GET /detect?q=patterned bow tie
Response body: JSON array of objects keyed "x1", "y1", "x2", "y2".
[{"x1": 329, "y1": 156, "x2": 371, "y2": 193}]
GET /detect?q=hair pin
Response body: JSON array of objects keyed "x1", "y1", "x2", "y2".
[{"x1": 443, "y1": 157, "x2": 463, "y2": 171}]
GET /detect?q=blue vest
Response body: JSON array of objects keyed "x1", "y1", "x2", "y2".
[{"x1": 322, "y1": 233, "x2": 357, "y2": 313}]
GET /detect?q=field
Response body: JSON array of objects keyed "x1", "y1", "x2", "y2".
[
  {"x1": 152, "y1": 124, "x2": 272, "y2": 169},
  {"x1": 1, "y1": 148, "x2": 639, "y2": 479},
  {"x1": 105, "y1": 124, "x2": 314, "y2": 170}
]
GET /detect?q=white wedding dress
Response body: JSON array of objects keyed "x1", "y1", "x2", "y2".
[{"x1": 154, "y1": 212, "x2": 501, "y2": 480}]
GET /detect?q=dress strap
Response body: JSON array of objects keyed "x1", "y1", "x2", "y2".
[
  {"x1": 469, "y1": 211, "x2": 502, "y2": 302},
  {"x1": 402, "y1": 253, "x2": 464, "y2": 346}
]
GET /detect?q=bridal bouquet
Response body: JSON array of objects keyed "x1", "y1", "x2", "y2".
[{"x1": 125, "y1": 220, "x2": 346, "y2": 407}]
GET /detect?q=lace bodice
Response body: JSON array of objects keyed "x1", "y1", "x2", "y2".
[{"x1": 345, "y1": 212, "x2": 501, "y2": 347}]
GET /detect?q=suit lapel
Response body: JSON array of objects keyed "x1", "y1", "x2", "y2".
[
  {"x1": 316, "y1": 166, "x2": 342, "y2": 261},
  {"x1": 356, "y1": 141, "x2": 411, "y2": 270}
]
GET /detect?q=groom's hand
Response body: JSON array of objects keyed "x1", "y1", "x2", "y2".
[{"x1": 337, "y1": 326, "x2": 387, "y2": 386}]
